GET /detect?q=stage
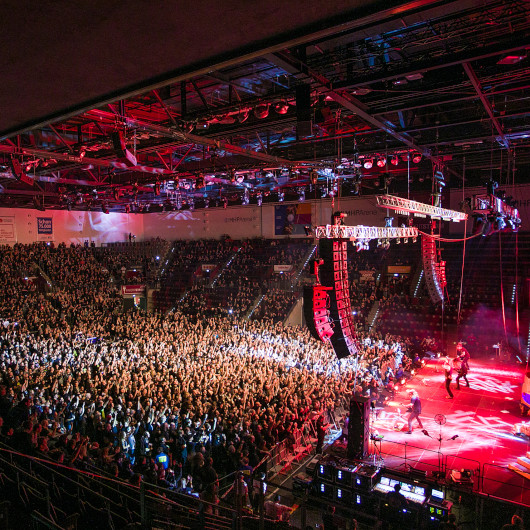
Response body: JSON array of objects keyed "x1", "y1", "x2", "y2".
[{"x1": 338, "y1": 357, "x2": 530, "y2": 506}]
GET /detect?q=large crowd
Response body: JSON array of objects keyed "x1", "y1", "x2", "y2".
[{"x1": 0, "y1": 239, "x2": 424, "y2": 514}]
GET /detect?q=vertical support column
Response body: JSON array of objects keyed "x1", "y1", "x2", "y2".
[{"x1": 180, "y1": 81, "x2": 187, "y2": 117}]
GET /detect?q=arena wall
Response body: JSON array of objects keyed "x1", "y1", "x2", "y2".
[{"x1": 2, "y1": 185, "x2": 530, "y2": 245}]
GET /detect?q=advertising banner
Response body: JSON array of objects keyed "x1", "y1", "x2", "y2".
[
  {"x1": 274, "y1": 264, "x2": 294, "y2": 273},
  {"x1": 121, "y1": 285, "x2": 146, "y2": 296},
  {"x1": 0, "y1": 216, "x2": 16, "y2": 242}
]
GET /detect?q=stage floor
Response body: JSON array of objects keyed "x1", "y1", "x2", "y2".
[{"x1": 364, "y1": 356, "x2": 530, "y2": 505}]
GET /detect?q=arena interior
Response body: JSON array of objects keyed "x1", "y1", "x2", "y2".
[{"x1": 1, "y1": 2, "x2": 530, "y2": 529}]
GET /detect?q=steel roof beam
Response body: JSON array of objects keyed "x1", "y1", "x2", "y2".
[
  {"x1": 462, "y1": 62, "x2": 510, "y2": 150},
  {"x1": 269, "y1": 51, "x2": 444, "y2": 161},
  {"x1": 332, "y1": 35, "x2": 530, "y2": 91},
  {"x1": 87, "y1": 109, "x2": 295, "y2": 166}
]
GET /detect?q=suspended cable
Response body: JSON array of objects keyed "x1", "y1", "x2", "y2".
[
  {"x1": 418, "y1": 230, "x2": 481, "y2": 243},
  {"x1": 516, "y1": 230, "x2": 522, "y2": 357},
  {"x1": 499, "y1": 231, "x2": 507, "y2": 343},
  {"x1": 457, "y1": 155, "x2": 467, "y2": 332},
  {"x1": 457, "y1": 216, "x2": 467, "y2": 332}
]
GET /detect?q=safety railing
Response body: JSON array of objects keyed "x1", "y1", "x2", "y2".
[{"x1": 482, "y1": 462, "x2": 530, "y2": 506}]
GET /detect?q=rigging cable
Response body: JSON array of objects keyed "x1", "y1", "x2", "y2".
[
  {"x1": 499, "y1": 230, "x2": 507, "y2": 343},
  {"x1": 457, "y1": 156, "x2": 467, "y2": 331}
]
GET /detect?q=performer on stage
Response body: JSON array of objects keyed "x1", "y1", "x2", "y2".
[
  {"x1": 456, "y1": 342, "x2": 470, "y2": 371},
  {"x1": 406, "y1": 389, "x2": 424, "y2": 434},
  {"x1": 443, "y1": 357, "x2": 454, "y2": 399},
  {"x1": 455, "y1": 357, "x2": 470, "y2": 389}
]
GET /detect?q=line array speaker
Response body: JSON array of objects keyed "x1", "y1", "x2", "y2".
[
  {"x1": 303, "y1": 286, "x2": 333, "y2": 341},
  {"x1": 319, "y1": 239, "x2": 358, "y2": 358}
]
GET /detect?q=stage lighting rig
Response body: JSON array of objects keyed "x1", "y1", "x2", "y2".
[
  {"x1": 376, "y1": 194, "x2": 467, "y2": 222},
  {"x1": 470, "y1": 179, "x2": 521, "y2": 235}
]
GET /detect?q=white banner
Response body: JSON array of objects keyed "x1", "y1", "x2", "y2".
[
  {"x1": 274, "y1": 264, "x2": 293, "y2": 272},
  {"x1": 0, "y1": 216, "x2": 16, "y2": 242}
]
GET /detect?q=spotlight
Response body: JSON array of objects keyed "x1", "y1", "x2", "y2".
[
  {"x1": 363, "y1": 158, "x2": 373, "y2": 169},
  {"x1": 494, "y1": 217, "x2": 506, "y2": 231},
  {"x1": 238, "y1": 110, "x2": 250, "y2": 123},
  {"x1": 254, "y1": 104, "x2": 269, "y2": 119},
  {"x1": 412, "y1": 153, "x2": 422, "y2": 164},
  {"x1": 390, "y1": 155, "x2": 399, "y2": 166},
  {"x1": 274, "y1": 101, "x2": 289, "y2": 115},
  {"x1": 377, "y1": 157, "x2": 387, "y2": 168},
  {"x1": 298, "y1": 189, "x2": 305, "y2": 202}
]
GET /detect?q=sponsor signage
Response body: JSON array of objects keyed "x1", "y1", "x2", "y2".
[
  {"x1": 121, "y1": 284, "x2": 146, "y2": 296},
  {"x1": 37, "y1": 217, "x2": 53, "y2": 234},
  {"x1": 274, "y1": 264, "x2": 293, "y2": 272}
]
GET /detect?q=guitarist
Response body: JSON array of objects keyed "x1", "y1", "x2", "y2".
[{"x1": 405, "y1": 389, "x2": 424, "y2": 434}]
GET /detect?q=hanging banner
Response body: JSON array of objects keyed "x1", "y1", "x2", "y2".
[{"x1": 0, "y1": 216, "x2": 16, "y2": 242}]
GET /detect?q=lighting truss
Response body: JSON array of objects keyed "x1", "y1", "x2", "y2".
[
  {"x1": 376, "y1": 194, "x2": 468, "y2": 222},
  {"x1": 314, "y1": 224, "x2": 418, "y2": 240}
]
